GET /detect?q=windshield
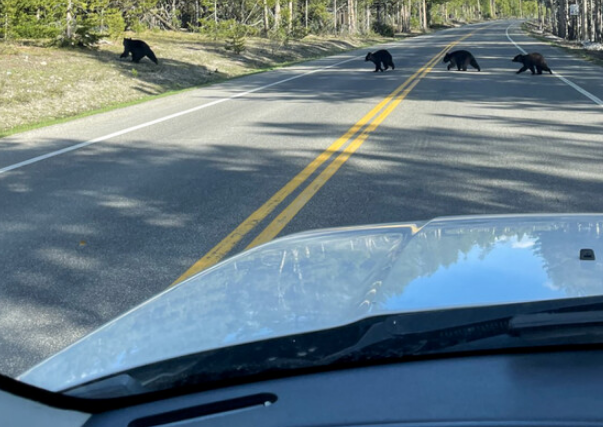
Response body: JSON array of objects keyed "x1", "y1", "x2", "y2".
[
  {"x1": 18, "y1": 216, "x2": 603, "y2": 394},
  {"x1": 2, "y1": 0, "x2": 603, "y2": 400}
]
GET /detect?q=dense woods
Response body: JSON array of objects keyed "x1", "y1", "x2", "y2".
[
  {"x1": 538, "y1": 0, "x2": 603, "y2": 42},
  {"x1": 0, "y1": 0, "x2": 600, "y2": 45}
]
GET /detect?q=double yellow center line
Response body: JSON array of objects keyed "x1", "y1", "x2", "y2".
[{"x1": 171, "y1": 30, "x2": 478, "y2": 286}]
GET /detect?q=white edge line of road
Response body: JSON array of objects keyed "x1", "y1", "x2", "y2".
[
  {"x1": 0, "y1": 53, "x2": 368, "y2": 175},
  {"x1": 0, "y1": 27, "x2": 483, "y2": 176},
  {"x1": 505, "y1": 23, "x2": 603, "y2": 107}
]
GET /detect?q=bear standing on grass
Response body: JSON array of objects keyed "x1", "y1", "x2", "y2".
[{"x1": 120, "y1": 38, "x2": 158, "y2": 64}]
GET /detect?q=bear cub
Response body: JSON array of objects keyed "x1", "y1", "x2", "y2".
[
  {"x1": 443, "y1": 50, "x2": 481, "y2": 71},
  {"x1": 365, "y1": 50, "x2": 395, "y2": 72},
  {"x1": 512, "y1": 53, "x2": 552, "y2": 75}
]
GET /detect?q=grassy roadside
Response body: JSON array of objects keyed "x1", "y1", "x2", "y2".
[
  {"x1": 521, "y1": 22, "x2": 603, "y2": 67},
  {"x1": 0, "y1": 32, "x2": 402, "y2": 138}
]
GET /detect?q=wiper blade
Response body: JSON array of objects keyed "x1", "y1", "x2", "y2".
[
  {"x1": 510, "y1": 311, "x2": 603, "y2": 338},
  {"x1": 325, "y1": 300, "x2": 603, "y2": 363}
]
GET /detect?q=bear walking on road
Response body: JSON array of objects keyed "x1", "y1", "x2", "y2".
[
  {"x1": 365, "y1": 50, "x2": 395, "y2": 72},
  {"x1": 443, "y1": 50, "x2": 481, "y2": 71},
  {"x1": 512, "y1": 53, "x2": 552, "y2": 75},
  {"x1": 120, "y1": 38, "x2": 158, "y2": 64}
]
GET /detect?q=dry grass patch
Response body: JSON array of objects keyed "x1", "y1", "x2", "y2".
[{"x1": 0, "y1": 33, "x2": 389, "y2": 135}]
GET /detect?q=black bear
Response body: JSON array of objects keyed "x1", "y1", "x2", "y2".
[
  {"x1": 512, "y1": 53, "x2": 552, "y2": 75},
  {"x1": 365, "y1": 50, "x2": 395, "y2": 72},
  {"x1": 443, "y1": 50, "x2": 481, "y2": 71},
  {"x1": 120, "y1": 38, "x2": 158, "y2": 64}
]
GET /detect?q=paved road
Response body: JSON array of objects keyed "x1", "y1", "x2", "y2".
[{"x1": 1, "y1": 20, "x2": 602, "y2": 378}]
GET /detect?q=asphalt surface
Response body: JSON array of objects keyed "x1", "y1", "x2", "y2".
[{"x1": 1, "y1": 20, "x2": 602, "y2": 378}]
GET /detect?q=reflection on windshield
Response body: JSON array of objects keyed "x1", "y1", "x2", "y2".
[
  {"x1": 20, "y1": 216, "x2": 603, "y2": 392},
  {"x1": 378, "y1": 220, "x2": 603, "y2": 313}
]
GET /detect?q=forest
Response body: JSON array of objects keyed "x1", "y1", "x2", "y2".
[{"x1": 0, "y1": 0, "x2": 601, "y2": 46}]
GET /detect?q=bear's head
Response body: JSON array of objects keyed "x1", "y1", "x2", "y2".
[{"x1": 512, "y1": 54, "x2": 525, "y2": 63}]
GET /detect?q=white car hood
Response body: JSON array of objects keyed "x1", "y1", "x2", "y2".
[{"x1": 20, "y1": 214, "x2": 603, "y2": 392}]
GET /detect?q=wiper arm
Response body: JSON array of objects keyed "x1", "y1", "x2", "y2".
[
  {"x1": 325, "y1": 301, "x2": 603, "y2": 363},
  {"x1": 510, "y1": 311, "x2": 603, "y2": 338}
]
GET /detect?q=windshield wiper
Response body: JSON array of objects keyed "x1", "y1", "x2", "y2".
[
  {"x1": 324, "y1": 300, "x2": 603, "y2": 364},
  {"x1": 511, "y1": 311, "x2": 603, "y2": 338},
  {"x1": 66, "y1": 296, "x2": 603, "y2": 399}
]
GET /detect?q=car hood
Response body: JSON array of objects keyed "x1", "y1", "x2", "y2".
[{"x1": 20, "y1": 214, "x2": 603, "y2": 392}]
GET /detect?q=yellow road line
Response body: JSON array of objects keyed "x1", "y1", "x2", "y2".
[
  {"x1": 171, "y1": 30, "x2": 479, "y2": 286},
  {"x1": 246, "y1": 50, "x2": 446, "y2": 249},
  {"x1": 171, "y1": 59, "x2": 431, "y2": 286}
]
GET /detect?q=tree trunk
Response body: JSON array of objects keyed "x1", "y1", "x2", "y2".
[
  {"x1": 66, "y1": 0, "x2": 74, "y2": 39},
  {"x1": 548, "y1": 0, "x2": 557, "y2": 33},
  {"x1": 398, "y1": 1, "x2": 404, "y2": 31},
  {"x1": 594, "y1": 0, "x2": 601, "y2": 41},
  {"x1": 421, "y1": 0, "x2": 427, "y2": 31},
  {"x1": 581, "y1": 0, "x2": 588, "y2": 39},
  {"x1": 558, "y1": 0, "x2": 568, "y2": 38},
  {"x1": 275, "y1": 0, "x2": 281, "y2": 29},
  {"x1": 289, "y1": 0, "x2": 293, "y2": 32},
  {"x1": 348, "y1": 0, "x2": 356, "y2": 34},
  {"x1": 171, "y1": 0, "x2": 177, "y2": 26},
  {"x1": 354, "y1": 0, "x2": 360, "y2": 33},
  {"x1": 195, "y1": 0, "x2": 200, "y2": 28},
  {"x1": 588, "y1": 0, "x2": 595, "y2": 40},
  {"x1": 305, "y1": 0, "x2": 308, "y2": 28},
  {"x1": 333, "y1": 0, "x2": 337, "y2": 34},
  {"x1": 366, "y1": 2, "x2": 370, "y2": 33},
  {"x1": 263, "y1": 0, "x2": 270, "y2": 34}
]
